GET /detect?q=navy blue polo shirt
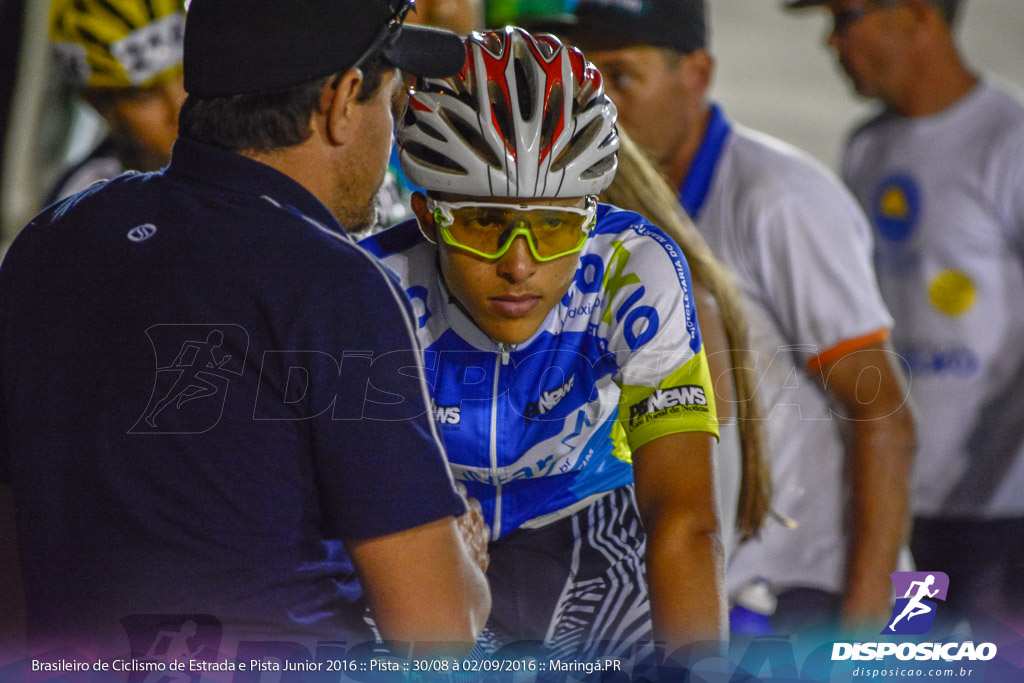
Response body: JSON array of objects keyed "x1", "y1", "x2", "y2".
[{"x1": 0, "y1": 138, "x2": 464, "y2": 649}]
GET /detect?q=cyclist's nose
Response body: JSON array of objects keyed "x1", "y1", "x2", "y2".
[{"x1": 495, "y1": 233, "x2": 537, "y2": 283}]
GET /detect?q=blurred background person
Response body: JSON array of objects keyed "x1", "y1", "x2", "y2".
[
  {"x1": 407, "y1": 0, "x2": 485, "y2": 35},
  {"x1": 601, "y1": 128, "x2": 771, "y2": 562},
  {"x1": 563, "y1": 0, "x2": 917, "y2": 635},
  {"x1": 44, "y1": 0, "x2": 186, "y2": 204},
  {"x1": 789, "y1": 0, "x2": 1024, "y2": 634}
]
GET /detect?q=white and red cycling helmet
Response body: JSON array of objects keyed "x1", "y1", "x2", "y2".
[{"x1": 398, "y1": 26, "x2": 619, "y2": 198}]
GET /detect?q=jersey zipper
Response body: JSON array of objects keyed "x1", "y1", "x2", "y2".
[{"x1": 489, "y1": 344, "x2": 512, "y2": 540}]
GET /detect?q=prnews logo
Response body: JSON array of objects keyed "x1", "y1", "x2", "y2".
[{"x1": 832, "y1": 571, "x2": 998, "y2": 663}]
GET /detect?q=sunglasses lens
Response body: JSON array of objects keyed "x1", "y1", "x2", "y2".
[{"x1": 442, "y1": 205, "x2": 591, "y2": 260}]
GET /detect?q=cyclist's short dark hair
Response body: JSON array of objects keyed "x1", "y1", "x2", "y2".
[{"x1": 178, "y1": 55, "x2": 390, "y2": 153}]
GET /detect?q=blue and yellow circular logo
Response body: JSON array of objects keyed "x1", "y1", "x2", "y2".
[{"x1": 872, "y1": 174, "x2": 920, "y2": 242}]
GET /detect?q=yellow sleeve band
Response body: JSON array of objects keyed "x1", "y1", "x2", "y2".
[{"x1": 617, "y1": 348, "x2": 720, "y2": 454}]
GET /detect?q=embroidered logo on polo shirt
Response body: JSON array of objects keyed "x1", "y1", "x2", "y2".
[{"x1": 128, "y1": 223, "x2": 158, "y2": 242}]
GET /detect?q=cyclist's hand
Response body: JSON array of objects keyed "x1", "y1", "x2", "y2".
[{"x1": 455, "y1": 483, "x2": 490, "y2": 574}]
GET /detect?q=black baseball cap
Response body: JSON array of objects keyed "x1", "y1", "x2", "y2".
[
  {"x1": 784, "y1": 0, "x2": 962, "y2": 24},
  {"x1": 560, "y1": 0, "x2": 707, "y2": 54},
  {"x1": 183, "y1": 0, "x2": 467, "y2": 97}
]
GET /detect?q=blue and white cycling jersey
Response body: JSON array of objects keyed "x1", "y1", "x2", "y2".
[{"x1": 361, "y1": 204, "x2": 719, "y2": 539}]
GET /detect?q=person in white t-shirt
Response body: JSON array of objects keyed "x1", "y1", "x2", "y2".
[
  {"x1": 563, "y1": 0, "x2": 917, "y2": 635},
  {"x1": 789, "y1": 0, "x2": 1024, "y2": 632}
]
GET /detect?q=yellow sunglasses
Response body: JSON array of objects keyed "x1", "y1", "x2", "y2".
[{"x1": 427, "y1": 196, "x2": 598, "y2": 262}]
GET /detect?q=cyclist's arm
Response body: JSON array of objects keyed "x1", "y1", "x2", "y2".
[
  {"x1": 348, "y1": 513, "x2": 491, "y2": 656},
  {"x1": 633, "y1": 430, "x2": 725, "y2": 650},
  {"x1": 818, "y1": 340, "x2": 916, "y2": 629}
]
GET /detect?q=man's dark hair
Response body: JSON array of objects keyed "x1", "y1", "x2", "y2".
[
  {"x1": 874, "y1": 0, "x2": 961, "y2": 25},
  {"x1": 178, "y1": 55, "x2": 390, "y2": 153},
  {"x1": 932, "y1": 0, "x2": 962, "y2": 26}
]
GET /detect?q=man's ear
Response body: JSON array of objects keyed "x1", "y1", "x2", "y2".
[
  {"x1": 322, "y1": 69, "x2": 364, "y2": 146},
  {"x1": 904, "y1": 0, "x2": 943, "y2": 34},
  {"x1": 410, "y1": 191, "x2": 438, "y2": 244},
  {"x1": 681, "y1": 48, "x2": 715, "y2": 99}
]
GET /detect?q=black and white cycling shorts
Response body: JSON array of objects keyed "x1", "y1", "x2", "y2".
[{"x1": 477, "y1": 484, "x2": 653, "y2": 661}]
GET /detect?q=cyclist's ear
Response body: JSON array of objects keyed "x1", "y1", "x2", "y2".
[{"x1": 411, "y1": 191, "x2": 438, "y2": 244}]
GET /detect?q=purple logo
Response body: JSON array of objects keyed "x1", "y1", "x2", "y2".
[{"x1": 882, "y1": 571, "x2": 950, "y2": 635}]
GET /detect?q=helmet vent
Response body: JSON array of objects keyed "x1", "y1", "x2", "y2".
[
  {"x1": 581, "y1": 154, "x2": 615, "y2": 180},
  {"x1": 403, "y1": 141, "x2": 469, "y2": 175},
  {"x1": 488, "y1": 81, "x2": 516, "y2": 150},
  {"x1": 539, "y1": 82, "x2": 562, "y2": 153},
  {"x1": 416, "y1": 120, "x2": 448, "y2": 143},
  {"x1": 513, "y1": 58, "x2": 535, "y2": 122},
  {"x1": 552, "y1": 116, "x2": 603, "y2": 172},
  {"x1": 440, "y1": 109, "x2": 503, "y2": 169},
  {"x1": 573, "y1": 79, "x2": 597, "y2": 117},
  {"x1": 600, "y1": 129, "x2": 619, "y2": 150},
  {"x1": 421, "y1": 80, "x2": 476, "y2": 109}
]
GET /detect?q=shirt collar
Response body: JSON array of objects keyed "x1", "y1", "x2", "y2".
[
  {"x1": 678, "y1": 102, "x2": 732, "y2": 219},
  {"x1": 164, "y1": 137, "x2": 344, "y2": 235}
]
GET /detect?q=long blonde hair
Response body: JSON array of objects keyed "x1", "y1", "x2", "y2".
[{"x1": 601, "y1": 128, "x2": 771, "y2": 541}]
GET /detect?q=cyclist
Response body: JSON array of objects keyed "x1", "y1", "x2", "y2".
[
  {"x1": 361, "y1": 27, "x2": 724, "y2": 657},
  {"x1": 46, "y1": 0, "x2": 186, "y2": 204}
]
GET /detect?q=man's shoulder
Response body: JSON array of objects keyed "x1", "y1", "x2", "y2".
[
  {"x1": 357, "y1": 220, "x2": 434, "y2": 287},
  {"x1": 15, "y1": 171, "x2": 388, "y2": 285},
  {"x1": 847, "y1": 106, "x2": 894, "y2": 142},
  {"x1": 719, "y1": 125, "x2": 860, "y2": 223},
  {"x1": 973, "y1": 76, "x2": 1024, "y2": 116},
  {"x1": 973, "y1": 78, "x2": 1024, "y2": 147},
  {"x1": 359, "y1": 220, "x2": 427, "y2": 260},
  {"x1": 726, "y1": 124, "x2": 839, "y2": 189}
]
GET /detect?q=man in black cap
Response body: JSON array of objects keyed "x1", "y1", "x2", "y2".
[
  {"x1": 565, "y1": 0, "x2": 917, "y2": 636},
  {"x1": 0, "y1": 0, "x2": 489, "y2": 656}
]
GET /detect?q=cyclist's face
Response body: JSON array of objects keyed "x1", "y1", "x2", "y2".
[
  {"x1": 412, "y1": 192, "x2": 585, "y2": 345},
  {"x1": 98, "y1": 72, "x2": 186, "y2": 171}
]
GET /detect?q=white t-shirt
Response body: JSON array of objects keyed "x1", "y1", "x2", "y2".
[
  {"x1": 842, "y1": 78, "x2": 1024, "y2": 519},
  {"x1": 683, "y1": 105, "x2": 895, "y2": 595}
]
